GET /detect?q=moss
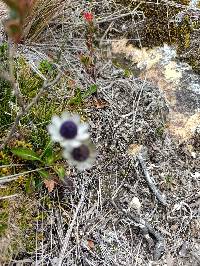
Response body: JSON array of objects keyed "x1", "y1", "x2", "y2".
[
  {"x1": 176, "y1": 15, "x2": 200, "y2": 74},
  {"x1": 17, "y1": 57, "x2": 43, "y2": 98},
  {"x1": 15, "y1": 58, "x2": 72, "y2": 149},
  {"x1": 0, "y1": 151, "x2": 10, "y2": 166},
  {"x1": 0, "y1": 42, "x2": 9, "y2": 61},
  {"x1": 116, "y1": 1, "x2": 200, "y2": 73},
  {"x1": 0, "y1": 43, "x2": 14, "y2": 134},
  {"x1": 192, "y1": 19, "x2": 200, "y2": 30},
  {"x1": 117, "y1": 0, "x2": 180, "y2": 47},
  {"x1": 39, "y1": 59, "x2": 57, "y2": 78},
  {"x1": 188, "y1": 55, "x2": 200, "y2": 72},
  {"x1": 155, "y1": 125, "x2": 165, "y2": 138},
  {"x1": 174, "y1": 0, "x2": 190, "y2": 4},
  {"x1": 0, "y1": 185, "x2": 43, "y2": 263},
  {"x1": 23, "y1": 98, "x2": 61, "y2": 149},
  {"x1": 0, "y1": 56, "x2": 65, "y2": 149},
  {"x1": 0, "y1": 211, "x2": 9, "y2": 236},
  {"x1": 177, "y1": 15, "x2": 192, "y2": 51},
  {"x1": 0, "y1": 79, "x2": 13, "y2": 130}
]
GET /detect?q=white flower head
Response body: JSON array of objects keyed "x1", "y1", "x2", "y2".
[
  {"x1": 63, "y1": 141, "x2": 96, "y2": 171},
  {"x1": 48, "y1": 112, "x2": 89, "y2": 149}
]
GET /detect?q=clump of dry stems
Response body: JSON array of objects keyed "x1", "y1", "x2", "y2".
[
  {"x1": 23, "y1": 0, "x2": 65, "y2": 42},
  {"x1": 2, "y1": 0, "x2": 65, "y2": 43}
]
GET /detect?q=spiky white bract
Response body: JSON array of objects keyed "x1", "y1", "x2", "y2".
[
  {"x1": 63, "y1": 141, "x2": 96, "y2": 171},
  {"x1": 48, "y1": 112, "x2": 89, "y2": 149}
]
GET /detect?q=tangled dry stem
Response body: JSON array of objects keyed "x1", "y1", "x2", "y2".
[{"x1": 0, "y1": 0, "x2": 200, "y2": 265}]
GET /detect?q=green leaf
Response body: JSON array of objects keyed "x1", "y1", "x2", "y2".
[
  {"x1": 68, "y1": 85, "x2": 97, "y2": 106},
  {"x1": 54, "y1": 166, "x2": 65, "y2": 179},
  {"x1": 34, "y1": 177, "x2": 43, "y2": 190},
  {"x1": 40, "y1": 141, "x2": 52, "y2": 158},
  {"x1": 68, "y1": 88, "x2": 82, "y2": 105},
  {"x1": 40, "y1": 142, "x2": 56, "y2": 164},
  {"x1": 37, "y1": 169, "x2": 49, "y2": 179},
  {"x1": 44, "y1": 151, "x2": 57, "y2": 165},
  {"x1": 24, "y1": 176, "x2": 32, "y2": 194},
  {"x1": 11, "y1": 148, "x2": 42, "y2": 161},
  {"x1": 82, "y1": 84, "x2": 97, "y2": 99}
]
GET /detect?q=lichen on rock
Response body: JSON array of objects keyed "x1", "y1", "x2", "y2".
[{"x1": 111, "y1": 40, "x2": 200, "y2": 141}]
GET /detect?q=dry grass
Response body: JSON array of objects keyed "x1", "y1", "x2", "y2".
[
  {"x1": 22, "y1": 0, "x2": 66, "y2": 42},
  {"x1": 0, "y1": 0, "x2": 66, "y2": 42},
  {"x1": 0, "y1": 194, "x2": 38, "y2": 264},
  {"x1": 0, "y1": 0, "x2": 200, "y2": 265}
]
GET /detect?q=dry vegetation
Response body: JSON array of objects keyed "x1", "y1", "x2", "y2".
[{"x1": 0, "y1": 0, "x2": 200, "y2": 265}]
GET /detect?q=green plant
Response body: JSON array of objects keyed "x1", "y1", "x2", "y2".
[
  {"x1": 162, "y1": 175, "x2": 176, "y2": 190},
  {"x1": 39, "y1": 59, "x2": 55, "y2": 75},
  {"x1": 0, "y1": 43, "x2": 14, "y2": 135},
  {"x1": 156, "y1": 125, "x2": 165, "y2": 138},
  {"x1": 10, "y1": 144, "x2": 65, "y2": 192},
  {"x1": 0, "y1": 42, "x2": 9, "y2": 63},
  {"x1": 0, "y1": 211, "x2": 8, "y2": 236},
  {"x1": 68, "y1": 84, "x2": 97, "y2": 106},
  {"x1": 0, "y1": 79, "x2": 13, "y2": 133}
]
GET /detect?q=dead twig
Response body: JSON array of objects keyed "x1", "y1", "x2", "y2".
[
  {"x1": 0, "y1": 43, "x2": 25, "y2": 110},
  {"x1": 137, "y1": 154, "x2": 168, "y2": 206},
  {"x1": 97, "y1": 3, "x2": 141, "y2": 24},
  {"x1": 110, "y1": 199, "x2": 165, "y2": 260},
  {"x1": 0, "y1": 167, "x2": 50, "y2": 185},
  {"x1": 9, "y1": 44, "x2": 26, "y2": 110},
  {"x1": 0, "y1": 194, "x2": 19, "y2": 200},
  {"x1": 56, "y1": 186, "x2": 85, "y2": 266}
]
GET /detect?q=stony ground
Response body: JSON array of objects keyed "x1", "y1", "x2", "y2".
[{"x1": 0, "y1": 0, "x2": 200, "y2": 265}]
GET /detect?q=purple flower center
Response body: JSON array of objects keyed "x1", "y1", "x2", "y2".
[
  {"x1": 60, "y1": 121, "x2": 77, "y2": 139},
  {"x1": 72, "y1": 144, "x2": 90, "y2": 162}
]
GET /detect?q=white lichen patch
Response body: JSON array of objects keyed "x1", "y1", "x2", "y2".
[
  {"x1": 128, "y1": 197, "x2": 141, "y2": 213},
  {"x1": 127, "y1": 143, "x2": 143, "y2": 157},
  {"x1": 111, "y1": 39, "x2": 200, "y2": 142},
  {"x1": 0, "y1": 2, "x2": 7, "y2": 18},
  {"x1": 164, "y1": 61, "x2": 182, "y2": 83},
  {"x1": 168, "y1": 112, "x2": 200, "y2": 141},
  {"x1": 111, "y1": 39, "x2": 162, "y2": 70}
]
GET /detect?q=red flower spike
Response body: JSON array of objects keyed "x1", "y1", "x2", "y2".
[{"x1": 83, "y1": 12, "x2": 93, "y2": 22}]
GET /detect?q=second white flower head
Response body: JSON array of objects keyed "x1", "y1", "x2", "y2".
[{"x1": 48, "y1": 112, "x2": 89, "y2": 149}]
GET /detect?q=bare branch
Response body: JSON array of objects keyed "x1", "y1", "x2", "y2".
[
  {"x1": 110, "y1": 199, "x2": 165, "y2": 260},
  {"x1": 137, "y1": 154, "x2": 168, "y2": 206},
  {"x1": 0, "y1": 194, "x2": 19, "y2": 200},
  {"x1": 56, "y1": 187, "x2": 85, "y2": 266},
  {"x1": 0, "y1": 167, "x2": 50, "y2": 185}
]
